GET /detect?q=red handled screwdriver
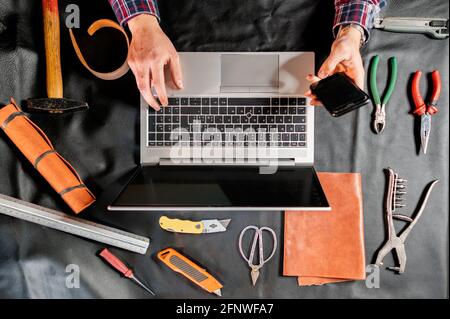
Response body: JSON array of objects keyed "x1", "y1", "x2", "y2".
[{"x1": 99, "y1": 248, "x2": 155, "y2": 296}]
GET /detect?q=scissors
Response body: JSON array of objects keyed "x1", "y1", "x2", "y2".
[{"x1": 238, "y1": 226, "x2": 277, "y2": 286}]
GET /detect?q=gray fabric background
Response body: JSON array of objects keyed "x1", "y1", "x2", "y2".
[{"x1": 0, "y1": 0, "x2": 448, "y2": 298}]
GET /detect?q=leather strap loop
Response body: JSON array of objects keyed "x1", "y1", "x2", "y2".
[
  {"x1": 69, "y1": 19, "x2": 130, "y2": 80},
  {"x1": 59, "y1": 184, "x2": 87, "y2": 196},
  {"x1": 1, "y1": 111, "x2": 25, "y2": 130},
  {"x1": 34, "y1": 149, "x2": 57, "y2": 168}
]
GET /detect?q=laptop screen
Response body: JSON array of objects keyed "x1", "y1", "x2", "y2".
[{"x1": 109, "y1": 166, "x2": 329, "y2": 210}]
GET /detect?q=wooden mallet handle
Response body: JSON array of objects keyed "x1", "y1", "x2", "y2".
[{"x1": 42, "y1": 0, "x2": 63, "y2": 98}]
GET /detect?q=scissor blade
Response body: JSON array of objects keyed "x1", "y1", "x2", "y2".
[
  {"x1": 251, "y1": 270, "x2": 260, "y2": 286},
  {"x1": 421, "y1": 114, "x2": 431, "y2": 154},
  {"x1": 202, "y1": 219, "x2": 231, "y2": 233}
]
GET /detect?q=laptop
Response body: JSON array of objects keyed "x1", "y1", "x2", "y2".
[{"x1": 108, "y1": 52, "x2": 330, "y2": 211}]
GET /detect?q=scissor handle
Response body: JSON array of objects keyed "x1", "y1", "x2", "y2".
[
  {"x1": 369, "y1": 55, "x2": 381, "y2": 106},
  {"x1": 238, "y1": 226, "x2": 277, "y2": 268}
]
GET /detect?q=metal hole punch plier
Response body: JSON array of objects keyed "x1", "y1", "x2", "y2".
[
  {"x1": 412, "y1": 70, "x2": 442, "y2": 154},
  {"x1": 369, "y1": 56, "x2": 398, "y2": 134},
  {"x1": 375, "y1": 168, "x2": 439, "y2": 274}
]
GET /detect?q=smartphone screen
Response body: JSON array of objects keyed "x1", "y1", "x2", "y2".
[{"x1": 311, "y1": 73, "x2": 369, "y2": 116}]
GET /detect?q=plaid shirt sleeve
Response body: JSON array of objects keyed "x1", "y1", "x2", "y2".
[
  {"x1": 108, "y1": 0, "x2": 160, "y2": 26},
  {"x1": 334, "y1": 0, "x2": 387, "y2": 42}
]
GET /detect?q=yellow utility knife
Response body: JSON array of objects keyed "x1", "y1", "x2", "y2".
[{"x1": 159, "y1": 216, "x2": 231, "y2": 234}]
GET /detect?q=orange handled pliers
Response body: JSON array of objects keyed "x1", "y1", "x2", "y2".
[{"x1": 412, "y1": 70, "x2": 442, "y2": 154}]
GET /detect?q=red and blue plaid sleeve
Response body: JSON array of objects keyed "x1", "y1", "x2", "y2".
[
  {"x1": 334, "y1": 0, "x2": 387, "y2": 42},
  {"x1": 108, "y1": 0, "x2": 160, "y2": 26}
]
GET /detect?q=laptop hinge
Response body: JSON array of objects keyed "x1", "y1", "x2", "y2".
[{"x1": 158, "y1": 158, "x2": 296, "y2": 167}]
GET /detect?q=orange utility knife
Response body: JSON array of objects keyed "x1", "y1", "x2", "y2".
[{"x1": 157, "y1": 248, "x2": 223, "y2": 296}]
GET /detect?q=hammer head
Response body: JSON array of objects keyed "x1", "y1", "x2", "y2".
[{"x1": 26, "y1": 98, "x2": 88, "y2": 114}]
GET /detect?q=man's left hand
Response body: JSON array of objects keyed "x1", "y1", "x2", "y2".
[{"x1": 305, "y1": 26, "x2": 365, "y2": 106}]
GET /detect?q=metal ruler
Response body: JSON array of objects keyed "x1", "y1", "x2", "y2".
[{"x1": 0, "y1": 194, "x2": 149, "y2": 254}]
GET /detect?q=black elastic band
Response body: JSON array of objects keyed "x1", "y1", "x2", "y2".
[
  {"x1": 59, "y1": 184, "x2": 87, "y2": 196},
  {"x1": 34, "y1": 150, "x2": 57, "y2": 168},
  {"x1": 1, "y1": 111, "x2": 25, "y2": 130}
]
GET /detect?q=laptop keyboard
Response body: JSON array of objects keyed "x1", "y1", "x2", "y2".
[{"x1": 148, "y1": 97, "x2": 307, "y2": 147}]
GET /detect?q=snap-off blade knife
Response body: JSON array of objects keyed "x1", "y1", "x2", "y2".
[
  {"x1": 157, "y1": 248, "x2": 223, "y2": 296},
  {"x1": 373, "y1": 17, "x2": 449, "y2": 39},
  {"x1": 159, "y1": 216, "x2": 231, "y2": 234}
]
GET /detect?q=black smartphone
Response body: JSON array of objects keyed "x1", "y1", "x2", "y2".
[{"x1": 310, "y1": 72, "x2": 370, "y2": 117}]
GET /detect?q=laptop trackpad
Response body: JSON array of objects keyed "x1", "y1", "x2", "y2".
[{"x1": 221, "y1": 54, "x2": 279, "y2": 93}]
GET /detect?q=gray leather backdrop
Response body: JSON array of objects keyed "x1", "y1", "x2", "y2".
[{"x1": 0, "y1": 0, "x2": 448, "y2": 298}]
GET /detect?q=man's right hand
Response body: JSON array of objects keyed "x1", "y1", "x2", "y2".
[{"x1": 127, "y1": 14, "x2": 183, "y2": 111}]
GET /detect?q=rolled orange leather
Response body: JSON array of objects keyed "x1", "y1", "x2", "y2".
[{"x1": 0, "y1": 98, "x2": 95, "y2": 214}]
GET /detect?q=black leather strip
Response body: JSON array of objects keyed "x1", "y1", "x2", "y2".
[
  {"x1": 34, "y1": 150, "x2": 57, "y2": 168},
  {"x1": 59, "y1": 184, "x2": 87, "y2": 196},
  {"x1": 1, "y1": 111, "x2": 25, "y2": 130}
]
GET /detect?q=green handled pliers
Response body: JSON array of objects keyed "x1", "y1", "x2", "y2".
[{"x1": 369, "y1": 56, "x2": 398, "y2": 133}]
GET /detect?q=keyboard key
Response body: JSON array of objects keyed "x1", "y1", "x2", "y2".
[
  {"x1": 241, "y1": 116, "x2": 249, "y2": 123},
  {"x1": 232, "y1": 116, "x2": 240, "y2": 123},
  {"x1": 237, "y1": 107, "x2": 245, "y2": 114},
  {"x1": 172, "y1": 116, "x2": 180, "y2": 123},
  {"x1": 253, "y1": 107, "x2": 262, "y2": 115},
  {"x1": 181, "y1": 98, "x2": 189, "y2": 105},
  {"x1": 219, "y1": 98, "x2": 228, "y2": 106},
  {"x1": 168, "y1": 97, "x2": 179, "y2": 105},
  {"x1": 250, "y1": 116, "x2": 257, "y2": 123},
  {"x1": 271, "y1": 98, "x2": 279, "y2": 106},
  {"x1": 287, "y1": 125, "x2": 295, "y2": 132},
  {"x1": 299, "y1": 142, "x2": 306, "y2": 147},
  {"x1": 148, "y1": 141, "x2": 156, "y2": 147},
  {"x1": 284, "y1": 116, "x2": 292, "y2": 123},
  {"x1": 278, "y1": 125, "x2": 286, "y2": 132},
  {"x1": 228, "y1": 107, "x2": 236, "y2": 114},
  {"x1": 227, "y1": 98, "x2": 270, "y2": 106},
  {"x1": 181, "y1": 107, "x2": 201, "y2": 114},
  {"x1": 258, "y1": 116, "x2": 267, "y2": 124},
  {"x1": 172, "y1": 107, "x2": 180, "y2": 114},
  {"x1": 164, "y1": 124, "x2": 171, "y2": 131},
  {"x1": 298, "y1": 107, "x2": 306, "y2": 114},
  {"x1": 211, "y1": 98, "x2": 219, "y2": 106},
  {"x1": 272, "y1": 108, "x2": 279, "y2": 115},
  {"x1": 280, "y1": 107, "x2": 288, "y2": 114},
  {"x1": 299, "y1": 133, "x2": 306, "y2": 141},
  {"x1": 293, "y1": 116, "x2": 306, "y2": 123},
  {"x1": 157, "y1": 142, "x2": 164, "y2": 146},
  {"x1": 148, "y1": 116, "x2": 156, "y2": 132},
  {"x1": 190, "y1": 98, "x2": 201, "y2": 105},
  {"x1": 210, "y1": 107, "x2": 219, "y2": 114},
  {"x1": 295, "y1": 124, "x2": 306, "y2": 132},
  {"x1": 219, "y1": 107, "x2": 227, "y2": 114},
  {"x1": 263, "y1": 107, "x2": 271, "y2": 114},
  {"x1": 291, "y1": 134, "x2": 298, "y2": 141},
  {"x1": 267, "y1": 116, "x2": 275, "y2": 123},
  {"x1": 202, "y1": 98, "x2": 210, "y2": 106},
  {"x1": 289, "y1": 107, "x2": 297, "y2": 114},
  {"x1": 157, "y1": 133, "x2": 164, "y2": 140},
  {"x1": 280, "y1": 98, "x2": 288, "y2": 106},
  {"x1": 214, "y1": 116, "x2": 223, "y2": 123},
  {"x1": 202, "y1": 107, "x2": 210, "y2": 114},
  {"x1": 276, "y1": 116, "x2": 284, "y2": 123},
  {"x1": 289, "y1": 98, "x2": 297, "y2": 106},
  {"x1": 298, "y1": 98, "x2": 306, "y2": 105},
  {"x1": 224, "y1": 116, "x2": 232, "y2": 124},
  {"x1": 206, "y1": 116, "x2": 214, "y2": 123}
]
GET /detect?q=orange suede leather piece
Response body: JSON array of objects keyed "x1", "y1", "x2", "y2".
[
  {"x1": 283, "y1": 172, "x2": 366, "y2": 286},
  {"x1": 0, "y1": 99, "x2": 95, "y2": 214}
]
